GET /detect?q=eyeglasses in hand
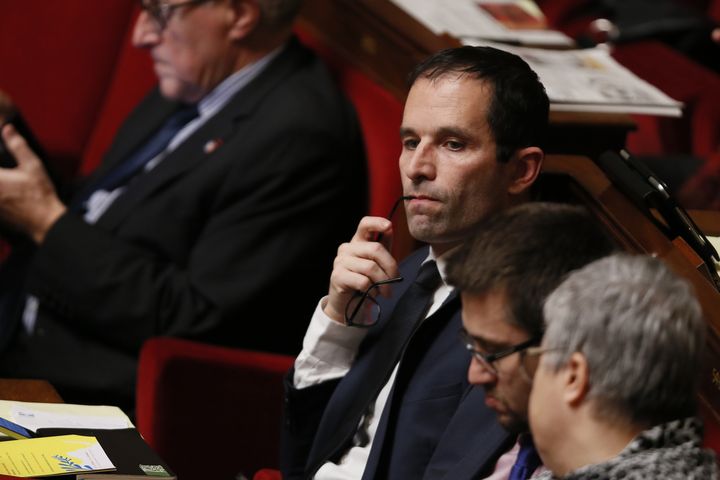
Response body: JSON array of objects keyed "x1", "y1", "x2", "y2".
[{"x1": 344, "y1": 196, "x2": 413, "y2": 327}]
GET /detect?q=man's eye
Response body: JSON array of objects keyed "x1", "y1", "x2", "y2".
[
  {"x1": 403, "y1": 139, "x2": 419, "y2": 150},
  {"x1": 445, "y1": 140, "x2": 464, "y2": 151}
]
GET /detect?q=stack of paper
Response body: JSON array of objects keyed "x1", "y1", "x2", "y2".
[
  {"x1": 462, "y1": 41, "x2": 683, "y2": 117},
  {"x1": 0, "y1": 401, "x2": 175, "y2": 479},
  {"x1": 0, "y1": 400, "x2": 133, "y2": 439},
  {"x1": 390, "y1": 0, "x2": 574, "y2": 47}
]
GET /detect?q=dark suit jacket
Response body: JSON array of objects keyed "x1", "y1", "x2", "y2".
[
  {"x1": 281, "y1": 248, "x2": 512, "y2": 480},
  {"x1": 0, "y1": 38, "x2": 367, "y2": 409}
]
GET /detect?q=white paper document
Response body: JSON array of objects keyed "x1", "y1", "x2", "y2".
[
  {"x1": 390, "y1": 0, "x2": 573, "y2": 46},
  {"x1": 462, "y1": 41, "x2": 683, "y2": 116},
  {"x1": 0, "y1": 400, "x2": 133, "y2": 438}
]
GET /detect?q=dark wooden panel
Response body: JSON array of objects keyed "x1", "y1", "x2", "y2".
[{"x1": 0, "y1": 378, "x2": 63, "y2": 403}]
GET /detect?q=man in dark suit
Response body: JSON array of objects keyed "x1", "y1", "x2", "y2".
[
  {"x1": 281, "y1": 46, "x2": 549, "y2": 479},
  {"x1": 446, "y1": 202, "x2": 615, "y2": 479},
  {"x1": 0, "y1": 0, "x2": 366, "y2": 410}
]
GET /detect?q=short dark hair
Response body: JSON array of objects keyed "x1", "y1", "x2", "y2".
[
  {"x1": 446, "y1": 202, "x2": 615, "y2": 338},
  {"x1": 408, "y1": 46, "x2": 549, "y2": 163}
]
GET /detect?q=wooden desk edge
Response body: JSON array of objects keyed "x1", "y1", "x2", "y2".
[
  {"x1": 0, "y1": 379, "x2": 63, "y2": 403},
  {"x1": 688, "y1": 210, "x2": 720, "y2": 237}
]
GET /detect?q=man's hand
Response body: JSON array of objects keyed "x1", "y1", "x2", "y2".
[
  {"x1": 0, "y1": 124, "x2": 66, "y2": 244},
  {"x1": 323, "y1": 216, "x2": 400, "y2": 324},
  {"x1": 0, "y1": 90, "x2": 15, "y2": 124}
]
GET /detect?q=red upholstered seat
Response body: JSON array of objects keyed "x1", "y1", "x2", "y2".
[
  {"x1": 253, "y1": 469, "x2": 284, "y2": 480},
  {"x1": 136, "y1": 337, "x2": 294, "y2": 480},
  {"x1": 0, "y1": 0, "x2": 137, "y2": 179},
  {"x1": 295, "y1": 27, "x2": 418, "y2": 260},
  {"x1": 80, "y1": 6, "x2": 157, "y2": 176},
  {"x1": 294, "y1": 28, "x2": 403, "y2": 219},
  {"x1": 612, "y1": 40, "x2": 720, "y2": 158}
]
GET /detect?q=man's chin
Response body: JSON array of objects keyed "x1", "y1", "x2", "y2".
[
  {"x1": 497, "y1": 414, "x2": 529, "y2": 434},
  {"x1": 158, "y1": 80, "x2": 202, "y2": 103}
]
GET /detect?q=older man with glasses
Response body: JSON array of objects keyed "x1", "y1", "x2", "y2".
[
  {"x1": 445, "y1": 202, "x2": 615, "y2": 480},
  {"x1": 0, "y1": 0, "x2": 366, "y2": 411}
]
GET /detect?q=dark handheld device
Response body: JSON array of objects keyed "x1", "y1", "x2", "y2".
[
  {"x1": 0, "y1": 112, "x2": 45, "y2": 168},
  {"x1": 596, "y1": 149, "x2": 720, "y2": 290},
  {"x1": 0, "y1": 123, "x2": 16, "y2": 168}
]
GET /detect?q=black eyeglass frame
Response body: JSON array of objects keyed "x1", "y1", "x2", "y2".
[
  {"x1": 459, "y1": 328, "x2": 540, "y2": 377},
  {"x1": 343, "y1": 195, "x2": 413, "y2": 327},
  {"x1": 139, "y1": 0, "x2": 211, "y2": 29},
  {"x1": 344, "y1": 276, "x2": 404, "y2": 327}
]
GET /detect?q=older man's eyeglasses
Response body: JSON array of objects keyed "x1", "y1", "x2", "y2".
[
  {"x1": 459, "y1": 328, "x2": 540, "y2": 379},
  {"x1": 344, "y1": 196, "x2": 413, "y2": 327},
  {"x1": 139, "y1": 0, "x2": 211, "y2": 29}
]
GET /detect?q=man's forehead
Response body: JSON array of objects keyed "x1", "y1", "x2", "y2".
[
  {"x1": 461, "y1": 290, "x2": 529, "y2": 344},
  {"x1": 408, "y1": 73, "x2": 494, "y2": 100}
]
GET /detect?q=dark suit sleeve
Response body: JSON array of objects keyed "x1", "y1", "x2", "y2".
[
  {"x1": 280, "y1": 367, "x2": 341, "y2": 479},
  {"x1": 25, "y1": 119, "x2": 364, "y2": 354}
]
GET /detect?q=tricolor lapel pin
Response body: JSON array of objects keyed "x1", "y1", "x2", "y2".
[{"x1": 204, "y1": 138, "x2": 224, "y2": 154}]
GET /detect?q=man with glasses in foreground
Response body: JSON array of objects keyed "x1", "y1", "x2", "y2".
[
  {"x1": 0, "y1": 0, "x2": 365, "y2": 410},
  {"x1": 529, "y1": 253, "x2": 719, "y2": 479},
  {"x1": 445, "y1": 202, "x2": 615, "y2": 479},
  {"x1": 282, "y1": 46, "x2": 550, "y2": 479}
]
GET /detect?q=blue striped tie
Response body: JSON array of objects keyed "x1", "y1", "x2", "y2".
[{"x1": 73, "y1": 104, "x2": 198, "y2": 210}]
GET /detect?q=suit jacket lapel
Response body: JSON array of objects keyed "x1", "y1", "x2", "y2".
[
  {"x1": 94, "y1": 38, "x2": 311, "y2": 231},
  {"x1": 87, "y1": 94, "x2": 178, "y2": 184},
  {"x1": 434, "y1": 388, "x2": 513, "y2": 480},
  {"x1": 307, "y1": 249, "x2": 428, "y2": 469},
  {"x1": 362, "y1": 293, "x2": 460, "y2": 480}
]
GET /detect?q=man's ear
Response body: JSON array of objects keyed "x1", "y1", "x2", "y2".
[
  {"x1": 507, "y1": 146, "x2": 543, "y2": 195},
  {"x1": 228, "y1": 0, "x2": 261, "y2": 40},
  {"x1": 561, "y1": 352, "x2": 589, "y2": 408}
]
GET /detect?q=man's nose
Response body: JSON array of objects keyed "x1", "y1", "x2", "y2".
[
  {"x1": 132, "y1": 10, "x2": 162, "y2": 48},
  {"x1": 402, "y1": 144, "x2": 436, "y2": 182},
  {"x1": 467, "y1": 356, "x2": 496, "y2": 385}
]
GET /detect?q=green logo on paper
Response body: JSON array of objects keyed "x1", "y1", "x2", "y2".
[{"x1": 139, "y1": 464, "x2": 171, "y2": 476}]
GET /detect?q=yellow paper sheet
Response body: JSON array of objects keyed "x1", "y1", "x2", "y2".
[{"x1": 0, "y1": 434, "x2": 115, "y2": 477}]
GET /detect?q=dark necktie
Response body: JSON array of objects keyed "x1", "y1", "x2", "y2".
[
  {"x1": 315, "y1": 259, "x2": 442, "y2": 467},
  {"x1": 354, "y1": 260, "x2": 442, "y2": 447},
  {"x1": 509, "y1": 435, "x2": 542, "y2": 480},
  {"x1": 358, "y1": 259, "x2": 442, "y2": 416},
  {"x1": 366, "y1": 261, "x2": 458, "y2": 479},
  {"x1": 73, "y1": 104, "x2": 199, "y2": 211}
]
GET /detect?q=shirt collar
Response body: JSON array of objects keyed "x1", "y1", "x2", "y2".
[
  {"x1": 425, "y1": 246, "x2": 461, "y2": 287},
  {"x1": 197, "y1": 42, "x2": 286, "y2": 118}
]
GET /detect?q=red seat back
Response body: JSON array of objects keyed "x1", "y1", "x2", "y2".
[
  {"x1": 0, "y1": 0, "x2": 137, "y2": 178},
  {"x1": 136, "y1": 337, "x2": 294, "y2": 480},
  {"x1": 294, "y1": 28, "x2": 403, "y2": 219},
  {"x1": 295, "y1": 28, "x2": 421, "y2": 260},
  {"x1": 80, "y1": 6, "x2": 157, "y2": 176}
]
